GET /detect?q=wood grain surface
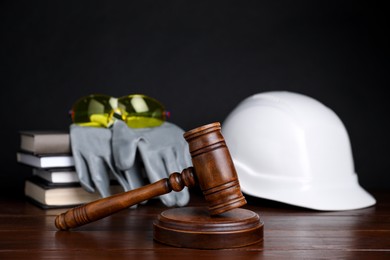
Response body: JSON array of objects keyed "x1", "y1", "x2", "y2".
[{"x1": 0, "y1": 190, "x2": 389, "y2": 259}]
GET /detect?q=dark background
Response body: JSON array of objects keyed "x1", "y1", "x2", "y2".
[{"x1": 1, "y1": 1, "x2": 388, "y2": 198}]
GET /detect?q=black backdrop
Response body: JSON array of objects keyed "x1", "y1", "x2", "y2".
[{"x1": 1, "y1": 1, "x2": 388, "y2": 198}]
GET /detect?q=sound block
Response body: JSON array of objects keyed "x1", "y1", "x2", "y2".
[{"x1": 153, "y1": 207, "x2": 263, "y2": 249}]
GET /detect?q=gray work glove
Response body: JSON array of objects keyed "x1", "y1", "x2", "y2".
[
  {"x1": 70, "y1": 125, "x2": 139, "y2": 198},
  {"x1": 112, "y1": 120, "x2": 192, "y2": 207}
]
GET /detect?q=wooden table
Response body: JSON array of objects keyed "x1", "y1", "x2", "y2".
[{"x1": 1, "y1": 191, "x2": 389, "y2": 259}]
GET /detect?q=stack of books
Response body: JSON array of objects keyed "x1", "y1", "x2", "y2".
[{"x1": 16, "y1": 131, "x2": 122, "y2": 209}]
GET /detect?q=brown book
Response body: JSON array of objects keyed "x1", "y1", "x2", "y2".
[
  {"x1": 24, "y1": 176, "x2": 123, "y2": 209},
  {"x1": 19, "y1": 130, "x2": 71, "y2": 155}
]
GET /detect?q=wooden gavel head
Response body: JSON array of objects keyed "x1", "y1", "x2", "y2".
[{"x1": 183, "y1": 122, "x2": 247, "y2": 215}]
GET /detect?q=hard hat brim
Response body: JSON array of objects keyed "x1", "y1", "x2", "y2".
[{"x1": 235, "y1": 160, "x2": 376, "y2": 211}]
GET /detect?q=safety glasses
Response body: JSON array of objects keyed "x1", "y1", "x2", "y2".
[{"x1": 70, "y1": 94, "x2": 168, "y2": 128}]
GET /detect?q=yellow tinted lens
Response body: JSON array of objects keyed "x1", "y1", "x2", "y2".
[
  {"x1": 118, "y1": 94, "x2": 166, "y2": 128},
  {"x1": 71, "y1": 94, "x2": 114, "y2": 127}
]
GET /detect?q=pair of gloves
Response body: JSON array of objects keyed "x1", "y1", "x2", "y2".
[{"x1": 70, "y1": 120, "x2": 192, "y2": 207}]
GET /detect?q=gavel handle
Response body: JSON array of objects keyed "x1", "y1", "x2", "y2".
[{"x1": 55, "y1": 168, "x2": 195, "y2": 230}]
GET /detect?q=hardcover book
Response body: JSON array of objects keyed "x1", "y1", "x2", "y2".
[
  {"x1": 17, "y1": 152, "x2": 75, "y2": 168},
  {"x1": 31, "y1": 168, "x2": 117, "y2": 184},
  {"x1": 24, "y1": 176, "x2": 123, "y2": 209},
  {"x1": 19, "y1": 130, "x2": 71, "y2": 155},
  {"x1": 32, "y1": 168, "x2": 79, "y2": 183}
]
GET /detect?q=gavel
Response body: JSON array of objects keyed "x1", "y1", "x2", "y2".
[{"x1": 55, "y1": 122, "x2": 247, "y2": 231}]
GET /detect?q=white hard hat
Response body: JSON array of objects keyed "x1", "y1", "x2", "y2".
[{"x1": 222, "y1": 91, "x2": 376, "y2": 211}]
